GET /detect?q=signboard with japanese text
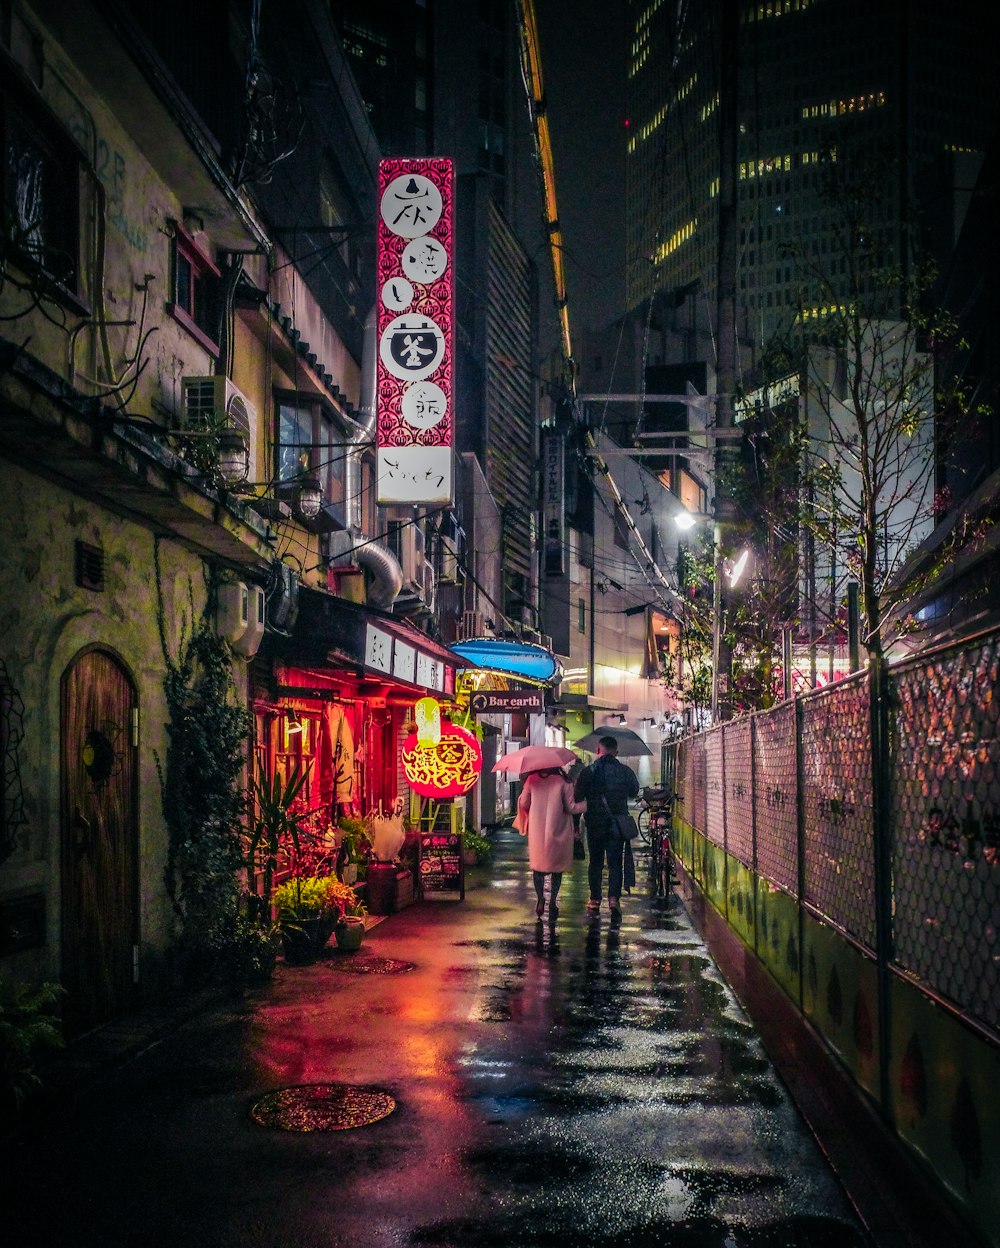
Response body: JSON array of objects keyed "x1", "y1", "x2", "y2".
[
  {"x1": 400, "y1": 724, "x2": 482, "y2": 797},
  {"x1": 376, "y1": 158, "x2": 455, "y2": 505},
  {"x1": 364, "y1": 623, "x2": 454, "y2": 695},
  {"x1": 542, "y1": 434, "x2": 565, "y2": 576},
  {"x1": 418, "y1": 829, "x2": 464, "y2": 899}
]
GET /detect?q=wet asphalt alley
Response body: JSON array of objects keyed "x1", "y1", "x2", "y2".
[{"x1": 2, "y1": 831, "x2": 866, "y2": 1248}]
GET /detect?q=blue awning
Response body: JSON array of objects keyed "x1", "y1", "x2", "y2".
[{"x1": 450, "y1": 638, "x2": 561, "y2": 685}]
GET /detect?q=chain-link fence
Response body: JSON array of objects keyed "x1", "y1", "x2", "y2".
[
  {"x1": 674, "y1": 626, "x2": 1000, "y2": 1041},
  {"x1": 893, "y1": 633, "x2": 1000, "y2": 1031},
  {"x1": 800, "y1": 673, "x2": 876, "y2": 950}
]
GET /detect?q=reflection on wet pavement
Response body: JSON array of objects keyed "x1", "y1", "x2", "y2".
[
  {"x1": 420, "y1": 833, "x2": 866, "y2": 1248},
  {"x1": 0, "y1": 831, "x2": 868, "y2": 1248}
]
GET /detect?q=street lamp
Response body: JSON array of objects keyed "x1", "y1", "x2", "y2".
[
  {"x1": 674, "y1": 513, "x2": 749, "y2": 723},
  {"x1": 725, "y1": 548, "x2": 750, "y2": 588}
]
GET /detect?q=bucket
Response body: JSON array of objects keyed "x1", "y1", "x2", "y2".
[{"x1": 366, "y1": 862, "x2": 398, "y2": 915}]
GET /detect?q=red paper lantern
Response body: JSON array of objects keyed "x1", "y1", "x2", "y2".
[{"x1": 401, "y1": 721, "x2": 482, "y2": 797}]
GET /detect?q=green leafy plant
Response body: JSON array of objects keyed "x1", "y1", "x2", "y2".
[
  {"x1": 0, "y1": 980, "x2": 64, "y2": 1117},
  {"x1": 155, "y1": 553, "x2": 250, "y2": 984},
  {"x1": 334, "y1": 815, "x2": 370, "y2": 880},
  {"x1": 246, "y1": 761, "x2": 312, "y2": 908},
  {"x1": 272, "y1": 874, "x2": 366, "y2": 932},
  {"x1": 463, "y1": 828, "x2": 493, "y2": 866},
  {"x1": 212, "y1": 911, "x2": 279, "y2": 989},
  {"x1": 273, "y1": 875, "x2": 338, "y2": 921}
]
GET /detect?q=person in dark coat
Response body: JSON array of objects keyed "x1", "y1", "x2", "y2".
[{"x1": 573, "y1": 736, "x2": 640, "y2": 920}]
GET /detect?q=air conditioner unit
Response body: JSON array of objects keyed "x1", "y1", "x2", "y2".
[
  {"x1": 325, "y1": 528, "x2": 360, "y2": 567},
  {"x1": 217, "y1": 580, "x2": 250, "y2": 646},
  {"x1": 459, "y1": 610, "x2": 485, "y2": 640},
  {"x1": 216, "y1": 581, "x2": 265, "y2": 658},
  {"x1": 236, "y1": 585, "x2": 266, "y2": 657},
  {"x1": 182, "y1": 375, "x2": 257, "y2": 481}
]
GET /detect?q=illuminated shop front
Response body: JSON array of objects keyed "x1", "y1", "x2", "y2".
[{"x1": 253, "y1": 589, "x2": 468, "y2": 822}]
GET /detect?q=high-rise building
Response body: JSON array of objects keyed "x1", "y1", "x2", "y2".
[
  {"x1": 625, "y1": 0, "x2": 1000, "y2": 352},
  {"x1": 333, "y1": 0, "x2": 542, "y2": 626},
  {"x1": 330, "y1": 0, "x2": 431, "y2": 157}
]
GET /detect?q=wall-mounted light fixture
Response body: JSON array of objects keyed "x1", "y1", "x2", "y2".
[
  {"x1": 214, "y1": 430, "x2": 250, "y2": 486},
  {"x1": 674, "y1": 509, "x2": 715, "y2": 531},
  {"x1": 117, "y1": 417, "x2": 250, "y2": 488},
  {"x1": 285, "y1": 709, "x2": 303, "y2": 734},
  {"x1": 296, "y1": 477, "x2": 323, "y2": 518}
]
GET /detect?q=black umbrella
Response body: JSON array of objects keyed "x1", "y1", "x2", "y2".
[{"x1": 574, "y1": 727, "x2": 653, "y2": 757}]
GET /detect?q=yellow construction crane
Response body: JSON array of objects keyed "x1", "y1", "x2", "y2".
[
  {"x1": 515, "y1": 0, "x2": 575, "y2": 393},
  {"x1": 516, "y1": 2, "x2": 681, "y2": 615}
]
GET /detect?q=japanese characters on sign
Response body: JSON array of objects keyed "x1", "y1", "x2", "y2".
[
  {"x1": 365, "y1": 624, "x2": 454, "y2": 696},
  {"x1": 376, "y1": 159, "x2": 455, "y2": 505},
  {"x1": 419, "y1": 830, "x2": 464, "y2": 898},
  {"x1": 542, "y1": 434, "x2": 565, "y2": 576},
  {"x1": 400, "y1": 723, "x2": 482, "y2": 798}
]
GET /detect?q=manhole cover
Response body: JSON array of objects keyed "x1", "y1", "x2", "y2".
[
  {"x1": 328, "y1": 955, "x2": 416, "y2": 975},
  {"x1": 250, "y1": 1083, "x2": 396, "y2": 1132}
]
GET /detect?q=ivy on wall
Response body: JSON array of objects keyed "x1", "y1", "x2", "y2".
[{"x1": 154, "y1": 541, "x2": 250, "y2": 981}]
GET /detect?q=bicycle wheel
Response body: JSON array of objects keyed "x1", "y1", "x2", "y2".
[
  {"x1": 636, "y1": 806, "x2": 651, "y2": 844},
  {"x1": 649, "y1": 829, "x2": 662, "y2": 893},
  {"x1": 661, "y1": 833, "x2": 674, "y2": 893}
]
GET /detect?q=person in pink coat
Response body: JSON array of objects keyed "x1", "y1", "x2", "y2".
[{"x1": 516, "y1": 768, "x2": 586, "y2": 922}]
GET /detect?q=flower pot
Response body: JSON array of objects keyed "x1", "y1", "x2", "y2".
[
  {"x1": 280, "y1": 916, "x2": 335, "y2": 965},
  {"x1": 335, "y1": 916, "x2": 366, "y2": 952}
]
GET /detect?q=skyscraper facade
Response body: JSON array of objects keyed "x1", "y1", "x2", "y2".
[
  {"x1": 332, "y1": 0, "x2": 542, "y2": 624},
  {"x1": 625, "y1": 0, "x2": 1000, "y2": 352}
]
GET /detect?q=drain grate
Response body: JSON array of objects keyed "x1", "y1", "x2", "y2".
[
  {"x1": 251, "y1": 1083, "x2": 396, "y2": 1132},
  {"x1": 327, "y1": 955, "x2": 416, "y2": 975}
]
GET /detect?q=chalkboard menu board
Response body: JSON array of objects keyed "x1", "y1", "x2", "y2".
[{"x1": 419, "y1": 830, "x2": 465, "y2": 900}]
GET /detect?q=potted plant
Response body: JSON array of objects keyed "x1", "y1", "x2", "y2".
[
  {"x1": 245, "y1": 761, "x2": 312, "y2": 912},
  {"x1": 334, "y1": 815, "x2": 371, "y2": 885},
  {"x1": 463, "y1": 828, "x2": 493, "y2": 867},
  {"x1": 272, "y1": 875, "x2": 342, "y2": 965},
  {"x1": 328, "y1": 877, "x2": 368, "y2": 952}
]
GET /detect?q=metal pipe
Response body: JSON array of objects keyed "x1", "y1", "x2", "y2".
[{"x1": 346, "y1": 303, "x2": 378, "y2": 529}]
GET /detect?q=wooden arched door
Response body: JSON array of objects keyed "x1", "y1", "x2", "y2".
[{"x1": 60, "y1": 648, "x2": 139, "y2": 1036}]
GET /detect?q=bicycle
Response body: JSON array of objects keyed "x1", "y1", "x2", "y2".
[{"x1": 636, "y1": 786, "x2": 674, "y2": 897}]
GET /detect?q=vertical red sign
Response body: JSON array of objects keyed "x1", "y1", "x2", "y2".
[{"x1": 376, "y1": 158, "x2": 455, "y2": 505}]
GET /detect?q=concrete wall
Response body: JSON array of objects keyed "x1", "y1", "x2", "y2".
[{"x1": 0, "y1": 462, "x2": 230, "y2": 990}]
